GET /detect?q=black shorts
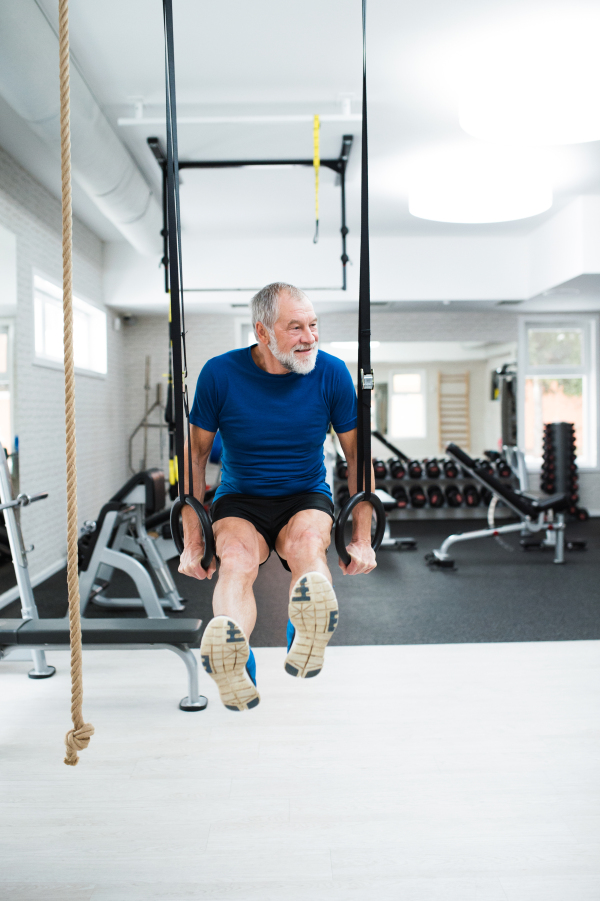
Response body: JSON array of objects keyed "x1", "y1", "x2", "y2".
[{"x1": 210, "y1": 491, "x2": 335, "y2": 571}]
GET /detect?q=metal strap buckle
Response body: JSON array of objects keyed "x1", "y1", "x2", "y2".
[{"x1": 361, "y1": 368, "x2": 374, "y2": 390}]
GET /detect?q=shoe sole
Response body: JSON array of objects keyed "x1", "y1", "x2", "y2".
[
  {"x1": 285, "y1": 572, "x2": 338, "y2": 678},
  {"x1": 200, "y1": 617, "x2": 260, "y2": 711}
]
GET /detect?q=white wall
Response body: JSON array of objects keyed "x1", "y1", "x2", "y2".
[
  {"x1": 123, "y1": 313, "x2": 519, "y2": 467},
  {"x1": 0, "y1": 145, "x2": 127, "y2": 581},
  {"x1": 318, "y1": 310, "x2": 519, "y2": 343},
  {"x1": 118, "y1": 276, "x2": 600, "y2": 514},
  {"x1": 122, "y1": 313, "x2": 239, "y2": 475},
  {"x1": 371, "y1": 359, "x2": 495, "y2": 461}
]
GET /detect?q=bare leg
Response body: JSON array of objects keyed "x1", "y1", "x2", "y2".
[
  {"x1": 212, "y1": 517, "x2": 269, "y2": 640},
  {"x1": 276, "y1": 509, "x2": 333, "y2": 596}
]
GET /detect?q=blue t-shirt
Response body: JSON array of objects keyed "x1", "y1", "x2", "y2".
[{"x1": 189, "y1": 347, "x2": 357, "y2": 500}]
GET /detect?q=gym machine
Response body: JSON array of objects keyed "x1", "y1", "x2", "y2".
[
  {"x1": 425, "y1": 442, "x2": 581, "y2": 570},
  {"x1": 78, "y1": 469, "x2": 185, "y2": 618},
  {"x1": 0, "y1": 444, "x2": 207, "y2": 711}
]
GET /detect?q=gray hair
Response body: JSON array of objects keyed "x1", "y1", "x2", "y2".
[{"x1": 250, "y1": 282, "x2": 306, "y2": 338}]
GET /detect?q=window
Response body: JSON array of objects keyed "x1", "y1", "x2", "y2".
[
  {"x1": 389, "y1": 371, "x2": 426, "y2": 438},
  {"x1": 519, "y1": 318, "x2": 597, "y2": 468},
  {"x1": 34, "y1": 276, "x2": 107, "y2": 374}
]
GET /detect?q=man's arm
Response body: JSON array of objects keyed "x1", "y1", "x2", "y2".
[
  {"x1": 336, "y1": 428, "x2": 377, "y2": 576},
  {"x1": 178, "y1": 424, "x2": 217, "y2": 581}
]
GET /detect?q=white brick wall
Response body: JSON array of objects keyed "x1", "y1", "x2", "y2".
[
  {"x1": 318, "y1": 310, "x2": 519, "y2": 343},
  {"x1": 122, "y1": 313, "x2": 236, "y2": 474},
  {"x1": 0, "y1": 146, "x2": 127, "y2": 581}
]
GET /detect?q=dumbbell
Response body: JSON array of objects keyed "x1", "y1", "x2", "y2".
[
  {"x1": 484, "y1": 450, "x2": 500, "y2": 462},
  {"x1": 388, "y1": 458, "x2": 406, "y2": 479},
  {"x1": 496, "y1": 459, "x2": 512, "y2": 479},
  {"x1": 445, "y1": 484, "x2": 463, "y2": 507},
  {"x1": 336, "y1": 459, "x2": 348, "y2": 480},
  {"x1": 443, "y1": 459, "x2": 458, "y2": 479},
  {"x1": 373, "y1": 459, "x2": 388, "y2": 479},
  {"x1": 463, "y1": 484, "x2": 480, "y2": 507},
  {"x1": 392, "y1": 485, "x2": 408, "y2": 509},
  {"x1": 408, "y1": 460, "x2": 423, "y2": 479},
  {"x1": 425, "y1": 458, "x2": 441, "y2": 479},
  {"x1": 427, "y1": 485, "x2": 444, "y2": 508},
  {"x1": 409, "y1": 485, "x2": 427, "y2": 508},
  {"x1": 474, "y1": 459, "x2": 494, "y2": 476},
  {"x1": 480, "y1": 487, "x2": 492, "y2": 505}
]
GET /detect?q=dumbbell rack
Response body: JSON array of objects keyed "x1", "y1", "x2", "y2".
[
  {"x1": 540, "y1": 422, "x2": 589, "y2": 522},
  {"x1": 334, "y1": 460, "x2": 518, "y2": 521}
]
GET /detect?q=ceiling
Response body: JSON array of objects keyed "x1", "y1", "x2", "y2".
[{"x1": 9, "y1": 0, "x2": 600, "y2": 245}]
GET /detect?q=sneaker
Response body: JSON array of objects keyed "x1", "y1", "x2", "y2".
[
  {"x1": 284, "y1": 572, "x2": 338, "y2": 678},
  {"x1": 200, "y1": 616, "x2": 260, "y2": 711}
]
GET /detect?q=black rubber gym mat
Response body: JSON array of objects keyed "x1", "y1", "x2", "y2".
[{"x1": 2, "y1": 518, "x2": 598, "y2": 646}]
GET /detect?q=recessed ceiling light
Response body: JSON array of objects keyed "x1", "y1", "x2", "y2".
[
  {"x1": 458, "y1": 15, "x2": 600, "y2": 145},
  {"x1": 408, "y1": 145, "x2": 552, "y2": 224}
]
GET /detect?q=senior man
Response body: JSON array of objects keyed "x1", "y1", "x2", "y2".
[{"x1": 179, "y1": 282, "x2": 376, "y2": 711}]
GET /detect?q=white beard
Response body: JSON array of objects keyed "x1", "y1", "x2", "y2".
[{"x1": 268, "y1": 331, "x2": 318, "y2": 374}]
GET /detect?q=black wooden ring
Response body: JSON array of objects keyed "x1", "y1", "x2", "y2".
[
  {"x1": 170, "y1": 495, "x2": 215, "y2": 571},
  {"x1": 334, "y1": 491, "x2": 386, "y2": 567}
]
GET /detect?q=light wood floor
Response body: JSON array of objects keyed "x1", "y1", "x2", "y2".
[{"x1": 1, "y1": 641, "x2": 599, "y2": 900}]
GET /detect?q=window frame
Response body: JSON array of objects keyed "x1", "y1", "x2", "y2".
[
  {"x1": 388, "y1": 368, "x2": 427, "y2": 440},
  {"x1": 517, "y1": 314, "x2": 598, "y2": 470},
  {"x1": 32, "y1": 273, "x2": 108, "y2": 378}
]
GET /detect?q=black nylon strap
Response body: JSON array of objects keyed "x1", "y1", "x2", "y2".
[
  {"x1": 356, "y1": 0, "x2": 372, "y2": 496},
  {"x1": 163, "y1": 0, "x2": 192, "y2": 502}
]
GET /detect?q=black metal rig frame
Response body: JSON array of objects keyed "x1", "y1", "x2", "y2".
[{"x1": 147, "y1": 135, "x2": 353, "y2": 293}]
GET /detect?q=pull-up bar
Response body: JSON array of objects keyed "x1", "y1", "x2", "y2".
[{"x1": 147, "y1": 134, "x2": 353, "y2": 293}]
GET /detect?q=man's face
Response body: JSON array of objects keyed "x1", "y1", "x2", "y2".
[{"x1": 267, "y1": 293, "x2": 319, "y2": 374}]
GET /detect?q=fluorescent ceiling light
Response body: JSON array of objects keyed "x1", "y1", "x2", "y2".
[
  {"x1": 458, "y1": 15, "x2": 600, "y2": 145},
  {"x1": 408, "y1": 145, "x2": 552, "y2": 224}
]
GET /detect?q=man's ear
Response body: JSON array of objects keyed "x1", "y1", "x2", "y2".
[{"x1": 255, "y1": 322, "x2": 270, "y2": 345}]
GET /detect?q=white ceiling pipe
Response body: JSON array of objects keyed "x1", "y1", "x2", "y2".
[{"x1": 0, "y1": 1, "x2": 161, "y2": 255}]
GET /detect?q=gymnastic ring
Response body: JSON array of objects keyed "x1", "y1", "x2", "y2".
[
  {"x1": 334, "y1": 490, "x2": 386, "y2": 567},
  {"x1": 170, "y1": 495, "x2": 215, "y2": 570}
]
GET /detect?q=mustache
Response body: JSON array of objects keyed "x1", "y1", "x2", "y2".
[{"x1": 293, "y1": 341, "x2": 318, "y2": 352}]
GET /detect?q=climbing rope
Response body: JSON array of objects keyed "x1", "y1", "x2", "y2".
[
  {"x1": 313, "y1": 114, "x2": 320, "y2": 243},
  {"x1": 59, "y1": 0, "x2": 94, "y2": 767}
]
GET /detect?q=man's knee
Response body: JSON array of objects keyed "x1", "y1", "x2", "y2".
[
  {"x1": 218, "y1": 539, "x2": 260, "y2": 578},
  {"x1": 285, "y1": 527, "x2": 329, "y2": 564}
]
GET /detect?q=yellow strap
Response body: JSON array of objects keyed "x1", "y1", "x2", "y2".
[
  {"x1": 313, "y1": 115, "x2": 320, "y2": 243},
  {"x1": 169, "y1": 457, "x2": 178, "y2": 485}
]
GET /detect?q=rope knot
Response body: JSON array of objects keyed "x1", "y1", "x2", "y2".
[{"x1": 64, "y1": 723, "x2": 95, "y2": 766}]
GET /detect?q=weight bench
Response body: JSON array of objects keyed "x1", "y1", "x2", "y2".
[
  {"x1": 0, "y1": 617, "x2": 207, "y2": 711},
  {"x1": 79, "y1": 469, "x2": 185, "y2": 618},
  {"x1": 0, "y1": 445, "x2": 207, "y2": 711},
  {"x1": 426, "y1": 443, "x2": 570, "y2": 569}
]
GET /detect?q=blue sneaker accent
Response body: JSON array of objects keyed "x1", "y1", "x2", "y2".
[
  {"x1": 245, "y1": 647, "x2": 257, "y2": 686},
  {"x1": 286, "y1": 619, "x2": 296, "y2": 653}
]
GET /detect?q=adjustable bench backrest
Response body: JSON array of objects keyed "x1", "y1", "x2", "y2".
[
  {"x1": 446, "y1": 443, "x2": 552, "y2": 518},
  {"x1": 79, "y1": 471, "x2": 168, "y2": 573},
  {"x1": 111, "y1": 469, "x2": 166, "y2": 516}
]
